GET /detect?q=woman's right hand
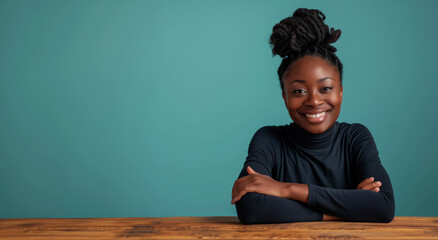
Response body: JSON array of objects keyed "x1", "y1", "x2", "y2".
[{"x1": 356, "y1": 177, "x2": 382, "y2": 192}]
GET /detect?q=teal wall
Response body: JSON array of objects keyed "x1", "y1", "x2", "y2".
[{"x1": 1, "y1": 0, "x2": 437, "y2": 218}]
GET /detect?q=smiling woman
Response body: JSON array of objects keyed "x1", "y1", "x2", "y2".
[
  {"x1": 282, "y1": 56, "x2": 343, "y2": 134},
  {"x1": 231, "y1": 8, "x2": 395, "y2": 224}
]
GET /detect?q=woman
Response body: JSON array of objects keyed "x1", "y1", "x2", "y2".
[{"x1": 231, "y1": 8, "x2": 395, "y2": 224}]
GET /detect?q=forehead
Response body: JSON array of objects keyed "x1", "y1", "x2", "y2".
[{"x1": 284, "y1": 56, "x2": 340, "y2": 83}]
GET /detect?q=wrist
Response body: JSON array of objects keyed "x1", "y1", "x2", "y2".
[
  {"x1": 280, "y1": 182, "x2": 294, "y2": 199},
  {"x1": 323, "y1": 214, "x2": 342, "y2": 221},
  {"x1": 282, "y1": 183, "x2": 309, "y2": 203}
]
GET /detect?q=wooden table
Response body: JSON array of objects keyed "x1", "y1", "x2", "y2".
[{"x1": 1, "y1": 216, "x2": 437, "y2": 239}]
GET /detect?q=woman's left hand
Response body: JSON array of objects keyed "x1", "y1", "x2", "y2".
[{"x1": 231, "y1": 166, "x2": 289, "y2": 204}]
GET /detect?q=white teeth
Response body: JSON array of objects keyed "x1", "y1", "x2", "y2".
[{"x1": 305, "y1": 111, "x2": 327, "y2": 119}]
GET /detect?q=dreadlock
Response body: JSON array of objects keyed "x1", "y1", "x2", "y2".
[{"x1": 269, "y1": 8, "x2": 343, "y2": 92}]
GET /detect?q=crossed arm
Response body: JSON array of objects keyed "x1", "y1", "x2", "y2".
[{"x1": 231, "y1": 166, "x2": 383, "y2": 222}]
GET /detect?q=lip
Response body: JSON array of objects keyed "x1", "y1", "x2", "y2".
[
  {"x1": 299, "y1": 110, "x2": 331, "y2": 124},
  {"x1": 299, "y1": 110, "x2": 332, "y2": 114}
]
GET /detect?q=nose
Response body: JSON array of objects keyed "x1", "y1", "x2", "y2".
[{"x1": 304, "y1": 92, "x2": 324, "y2": 107}]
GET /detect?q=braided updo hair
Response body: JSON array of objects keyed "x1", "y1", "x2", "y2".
[{"x1": 269, "y1": 8, "x2": 343, "y2": 92}]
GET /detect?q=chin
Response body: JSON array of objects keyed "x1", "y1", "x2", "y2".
[
  {"x1": 306, "y1": 125, "x2": 330, "y2": 134},
  {"x1": 293, "y1": 119, "x2": 335, "y2": 134}
]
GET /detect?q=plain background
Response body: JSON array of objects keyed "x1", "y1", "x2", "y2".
[{"x1": 1, "y1": 0, "x2": 437, "y2": 218}]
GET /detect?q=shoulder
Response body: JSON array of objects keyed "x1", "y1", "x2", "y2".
[
  {"x1": 250, "y1": 125, "x2": 289, "y2": 146},
  {"x1": 338, "y1": 122, "x2": 379, "y2": 156},
  {"x1": 246, "y1": 125, "x2": 290, "y2": 161},
  {"x1": 338, "y1": 122, "x2": 374, "y2": 140}
]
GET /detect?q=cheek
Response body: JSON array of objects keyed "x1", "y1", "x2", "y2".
[
  {"x1": 286, "y1": 98, "x2": 301, "y2": 112},
  {"x1": 327, "y1": 93, "x2": 343, "y2": 107}
]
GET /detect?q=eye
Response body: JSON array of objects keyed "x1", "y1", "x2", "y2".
[
  {"x1": 292, "y1": 89, "x2": 307, "y2": 95},
  {"x1": 320, "y1": 87, "x2": 333, "y2": 93}
]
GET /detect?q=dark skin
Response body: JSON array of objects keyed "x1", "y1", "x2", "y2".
[{"x1": 231, "y1": 56, "x2": 382, "y2": 221}]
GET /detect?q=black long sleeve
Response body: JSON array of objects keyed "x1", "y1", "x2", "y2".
[{"x1": 234, "y1": 122, "x2": 395, "y2": 224}]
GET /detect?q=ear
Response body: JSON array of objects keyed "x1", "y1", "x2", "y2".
[
  {"x1": 340, "y1": 85, "x2": 343, "y2": 103},
  {"x1": 282, "y1": 91, "x2": 288, "y2": 107}
]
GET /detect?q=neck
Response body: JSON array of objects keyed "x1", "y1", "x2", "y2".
[{"x1": 290, "y1": 122, "x2": 339, "y2": 149}]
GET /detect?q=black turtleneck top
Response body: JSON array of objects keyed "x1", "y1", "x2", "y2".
[{"x1": 235, "y1": 122, "x2": 395, "y2": 224}]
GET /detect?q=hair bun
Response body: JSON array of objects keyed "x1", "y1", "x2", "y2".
[{"x1": 269, "y1": 8, "x2": 341, "y2": 58}]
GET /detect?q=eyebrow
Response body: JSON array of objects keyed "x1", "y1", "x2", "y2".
[{"x1": 289, "y1": 77, "x2": 334, "y2": 85}]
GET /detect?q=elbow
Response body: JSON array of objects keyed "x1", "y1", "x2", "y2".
[
  {"x1": 349, "y1": 204, "x2": 394, "y2": 223},
  {"x1": 381, "y1": 214, "x2": 394, "y2": 223},
  {"x1": 235, "y1": 193, "x2": 267, "y2": 224},
  {"x1": 236, "y1": 210, "x2": 259, "y2": 225},
  {"x1": 372, "y1": 208, "x2": 394, "y2": 223},
  {"x1": 349, "y1": 192, "x2": 395, "y2": 223},
  {"x1": 378, "y1": 203, "x2": 395, "y2": 223},
  {"x1": 236, "y1": 204, "x2": 255, "y2": 225},
  {"x1": 235, "y1": 192, "x2": 322, "y2": 224},
  {"x1": 372, "y1": 193, "x2": 395, "y2": 223}
]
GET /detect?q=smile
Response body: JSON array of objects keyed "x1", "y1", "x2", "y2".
[
  {"x1": 305, "y1": 111, "x2": 328, "y2": 119},
  {"x1": 302, "y1": 111, "x2": 331, "y2": 123}
]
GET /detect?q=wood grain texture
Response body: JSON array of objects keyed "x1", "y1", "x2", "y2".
[{"x1": 1, "y1": 216, "x2": 437, "y2": 239}]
